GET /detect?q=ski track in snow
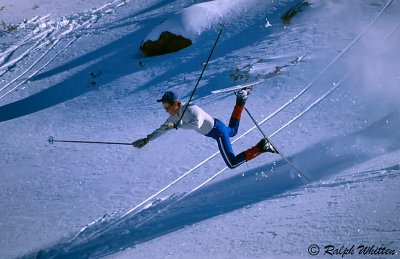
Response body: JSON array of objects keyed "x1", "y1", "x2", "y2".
[
  {"x1": 80, "y1": 0, "x2": 400, "y2": 239},
  {"x1": 0, "y1": 0, "x2": 148, "y2": 101},
  {"x1": 1, "y1": 0, "x2": 400, "y2": 258},
  {"x1": 127, "y1": 16, "x2": 400, "y2": 239}
]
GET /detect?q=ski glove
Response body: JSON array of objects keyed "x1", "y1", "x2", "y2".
[{"x1": 132, "y1": 138, "x2": 149, "y2": 148}]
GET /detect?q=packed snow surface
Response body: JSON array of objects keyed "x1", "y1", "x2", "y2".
[{"x1": 1, "y1": 0, "x2": 399, "y2": 258}]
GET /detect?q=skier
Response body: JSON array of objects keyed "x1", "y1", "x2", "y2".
[{"x1": 132, "y1": 90, "x2": 277, "y2": 169}]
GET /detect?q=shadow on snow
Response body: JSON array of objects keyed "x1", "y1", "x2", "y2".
[
  {"x1": 0, "y1": 0, "x2": 310, "y2": 123},
  {"x1": 26, "y1": 113, "x2": 400, "y2": 259},
  {"x1": 0, "y1": 0, "x2": 209, "y2": 123}
]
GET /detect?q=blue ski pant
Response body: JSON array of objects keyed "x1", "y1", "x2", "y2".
[{"x1": 206, "y1": 105, "x2": 256, "y2": 169}]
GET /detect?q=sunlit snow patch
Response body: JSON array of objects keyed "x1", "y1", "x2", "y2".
[{"x1": 140, "y1": 0, "x2": 257, "y2": 56}]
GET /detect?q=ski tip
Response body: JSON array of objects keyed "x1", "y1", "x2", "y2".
[{"x1": 297, "y1": 54, "x2": 306, "y2": 62}]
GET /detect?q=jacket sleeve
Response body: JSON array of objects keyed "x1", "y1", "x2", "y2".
[{"x1": 146, "y1": 117, "x2": 175, "y2": 141}]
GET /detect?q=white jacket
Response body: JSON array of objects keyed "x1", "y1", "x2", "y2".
[{"x1": 147, "y1": 103, "x2": 214, "y2": 141}]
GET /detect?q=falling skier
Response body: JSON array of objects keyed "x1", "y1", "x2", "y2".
[{"x1": 132, "y1": 89, "x2": 277, "y2": 169}]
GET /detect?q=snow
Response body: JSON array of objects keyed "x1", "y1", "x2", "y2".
[
  {"x1": 1, "y1": 0, "x2": 400, "y2": 258},
  {"x1": 143, "y1": 0, "x2": 259, "y2": 42}
]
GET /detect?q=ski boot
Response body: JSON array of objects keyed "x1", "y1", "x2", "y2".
[
  {"x1": 256, "y1": 138, "x2": 278, "y2": 154},
  {"x1": 235, "y1": 87, "x2": 252, "y2": 106}
]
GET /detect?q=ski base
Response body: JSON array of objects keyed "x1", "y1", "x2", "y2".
[{"x1": 212, "y1": 55, "x2": 305, "y2": 94}]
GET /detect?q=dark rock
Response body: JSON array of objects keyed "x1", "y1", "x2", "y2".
[
  {"x1": 140, "y1": 31, "x2": 192, "y2": 56},
  {"x1": 281, "y1": 0, "x2": 310, "y2": 24}
]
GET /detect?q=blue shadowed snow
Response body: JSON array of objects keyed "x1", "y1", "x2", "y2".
[
  {"x1": 1, "y1": 0, "x2": 400, "y2": 258},
  {"x1": 23, "y1": 112, "x2": 400, "y2": 258}
]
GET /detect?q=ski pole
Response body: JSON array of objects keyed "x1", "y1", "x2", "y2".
[
  {"x1": 244, "y1": 107, "x2": 311, "y2": 182},
  {"x1": 176, "y1": 22, "x2": 225, "y2": 129},
  {"x1": 48, "y1": 136, "x2": 132, "y2": 146}
]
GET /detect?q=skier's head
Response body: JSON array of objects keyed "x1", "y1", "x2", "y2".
[
  {"x1": 157, "y1": 91, "x2": 181, "y2": 115},
  {"x1": 157, "y1": 91, "x2": 178, "y2": 103}
]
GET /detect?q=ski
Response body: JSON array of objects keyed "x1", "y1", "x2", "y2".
[
  {"x1": 211, "y1": 55, "x2": 305, "y2": 94},
  {"x1": 211, "y1": 79, "x2": 266, "y2": 94}
]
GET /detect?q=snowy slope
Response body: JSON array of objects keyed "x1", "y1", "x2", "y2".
[
  {"x1": 1, "y1": 0, "x2": 400, "y2": 258},
  {"x1": 142, "y1": 0, "x2": 260, "y2": 42}
]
